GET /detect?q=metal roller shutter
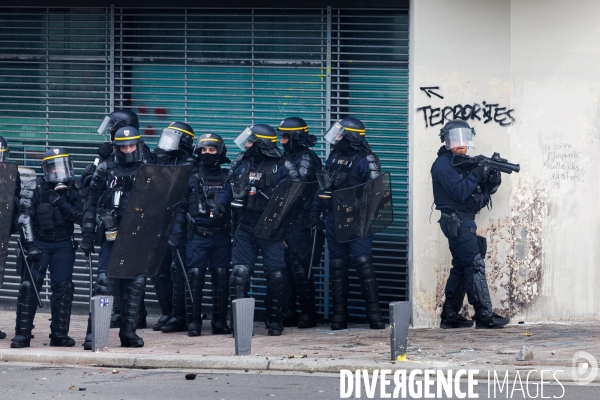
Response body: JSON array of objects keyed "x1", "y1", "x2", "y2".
[{"x1": 0, "y1": 5, "x2": 409, "y2": 322}]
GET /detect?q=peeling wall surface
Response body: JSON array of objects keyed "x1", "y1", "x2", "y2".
[{"x1": 409, "y1": 0, "x2": 600, "y2": 327}]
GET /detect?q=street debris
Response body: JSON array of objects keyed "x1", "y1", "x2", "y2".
[{"x1": 516, "y1": 346, "x2": 534, "y2": 361}]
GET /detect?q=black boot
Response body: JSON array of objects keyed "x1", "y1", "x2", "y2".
[
  {"x1": 49, "y1": 281, "x2": 75, "y2": 347},
  {"x1": 265, "y1": 269, "x2": 286, "y2": 336},
  {"x1": 228, "y1": 264, "x2": 252, "y2": 335},
  {"x1": 161, "y1": 261, "x2": 187, "y2": 333},
  {"x1": 354, "y1": 255, "x2": 385, "y2": 329},
  {"x1": 292, "y1": 260, "x2": 317, "y2": 328},
  {"x1": 137, "y1": 293, "x2": 148, "y2": 329},
  {"x1": 119, "y1": 275, "x2": 145, "y2": 347},
  {"x1": 151, "y1": 269, "x2": 173, "y2": 331},
  {"x1": 466, "y1": 255, "x2": 510, "y2": 329},
  {"x1": 11, "y1": 280, "x2": 37, "y2": 348},
  {"x1": 210, "y1": 267, "x2": 231, "y2": 335},
  {"x1": 0, "y1": 330, "x2": 5, "y2": 339},
  {"x1": 329, "y1": 259, "x2": 349, "y2": 330},
  {"x1": 186, "y1": 267, "x2": 206, "y2": 337},
  {"x1": 84, "y1": 272, "x2": 114, "y2": 350},
  {"x1": 110, "y1": 279, "x2": 122, "y2": 329},
  {"x1": 440, "y1": 269, "x2": 473, "y2": 329},
  {"x1": 281, "y1": 263, "x2": 298, "y2": 327}
]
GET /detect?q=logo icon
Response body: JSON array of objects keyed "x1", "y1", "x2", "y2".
[
  {"x1": 53, "y1": 148, "x2": 59, "y2": 154},
  {"x1": 572, "y1": 351, "x2": 598, "y2": 385},
  {"x1": 124, "y1": 130, "x2": 130, "y2": 136}
]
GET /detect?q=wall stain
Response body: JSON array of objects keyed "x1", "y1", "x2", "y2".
[{"x1": 435, "y1": 182, "x2": 547, "y2": 319}]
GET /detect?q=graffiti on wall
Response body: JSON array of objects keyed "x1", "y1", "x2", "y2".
[{"x1": 417, "y1": 86, "x2": 515, "y2": 128}]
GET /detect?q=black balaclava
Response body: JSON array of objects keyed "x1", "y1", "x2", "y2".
[
  {"x1": 200, "y1": 153, "x2": 220, "y2": 168},
  {"x1": 334, "y1": 136, "x2": 352, "y2": 154},
  {"x1": 244, "y1": 143, "x2": 262, "y2": 158}
]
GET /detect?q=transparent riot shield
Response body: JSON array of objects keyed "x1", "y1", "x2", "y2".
[
  {"x1": 0, "y1": 163, "x2": 18, "y2": 288},
  {"x1": 331, "y1": 172, "x2": 393, "y2": 242},
  {"x1": 253, "y1": 180, "x2": 319, "y2": 241},
  {"x1": 106, "y1": 164, "x2": 193, "y2": 279}
]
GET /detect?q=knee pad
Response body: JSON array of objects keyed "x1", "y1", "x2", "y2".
[
  {"x1": 231, "y1": 265, "x2": 252, "y2": 284},
  {"x1": 329, "y1": 259, "x2": 349, "y2": 274},
  {"x1": 351, "y1": 254, "x2": 372, "y2": 269},
  {"x1": 188, "y1": 267, "x2": 205, "y2": 282},
  {"x1": 210, "y1": 267, "x2": 229, "y2": 285},
  {"x1": 266, "y1": 269, "x2": 286, "y2": 286},
  {"x1": 53, "y1": 281, "x2": 74, "y2": 298}
]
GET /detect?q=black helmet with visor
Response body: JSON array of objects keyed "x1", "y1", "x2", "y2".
[
  {"x1": 113, "y1": 126, "x2": 144, "y2": 164},
  {"x1": 42, "y1": 148, "x2": 74, "y2": 183}
]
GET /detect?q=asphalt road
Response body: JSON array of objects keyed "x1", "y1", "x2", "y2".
[{"x1": 0, "y1": 363, "x2": 598, "y2": 399}]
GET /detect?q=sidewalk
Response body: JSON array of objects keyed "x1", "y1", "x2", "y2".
[{"x1": 0, "y1": 310, "x2": 598, "y2": 382}]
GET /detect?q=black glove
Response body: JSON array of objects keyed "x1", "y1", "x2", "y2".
[
  {"x1": 79, "y1": 234, "x2": 95, "y2": 255},
  {"x1": 26, "y1": 243, "x2": 41, "y2": 262},
  {"x1": 471, "y1": 165, "x2": 490, "y2": 181},
  {"x1": 213, "y1": 203, "x2": 228, "y2": 219},
  {"x1": 310, "y1": 213, "x2": 325, "y2": 230},
  {"x1": 83, "y1": 163, "x2": 96, "y2": 179},
  {"x1": 488, "y1": 168, "x2": 501, "y2": 183},
  {"x1": 167, "y1": 233, "x2": 180, "y2": 251},
  {"x1": 48, "y1": 190, "x2": 66, "y2": 207}
]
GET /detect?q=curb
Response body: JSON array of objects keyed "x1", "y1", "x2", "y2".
[{"x1": 1, "y1": 350, "x2": 597, "y2": 384}]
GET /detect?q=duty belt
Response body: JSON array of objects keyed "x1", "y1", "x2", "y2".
[
  {"x1": 195, "y1": 224, "x2": 231, "y2": 238},
  {"x1": 36, "y1": 230, "x2": 68, "y2": 242},
  {"x1": 238, "y1": 223, "x2": 255, "y2": 234},
  {"x1": 459, "y1": 227, "x2": 477, "y2": 234}
]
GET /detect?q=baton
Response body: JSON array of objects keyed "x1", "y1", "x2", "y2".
[
  {"x1": 175, "y1": 248, "x2": 194, "y2": 304},
  {"x1": 307, "y1": 227, "x2": 318, "y2": 280},
  {"x1": 83, "y1": 251, "x2": 94, "y2": 311},
  {"x1": 16, "y1": 239, "x2": 43, "y2": 308}
]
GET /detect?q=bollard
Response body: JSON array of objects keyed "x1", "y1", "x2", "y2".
[
  {"x1": 232, "y1": 298, "x2": 255, "y2": 356},
  {"x1": 91, "y1": 295, "x2": 113, "y2": 352},
  {"x1": 389, "y1": 301, "x2": 411, "y2": 361}
]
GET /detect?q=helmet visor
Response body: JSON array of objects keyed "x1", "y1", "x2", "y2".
[
  {"x1": 234, "y1": 127, "x2": 256, "y2": 151},
  {"x1": 324, "y1": 122, "x2": 347, "y2": 145},
  {"x1": 157, "y1": 128, "x2": 182, "y2": 152},
  {"x1": 43, "y1": 156, "x2": 74, "y2": 183},
  {"x1": 196, "y1": 136, "x2": 224, "y2": 154},
  {"x1": 445, "y1": 127, "x2": 475, "y2": 150},
  {"x1": 0, "y1": 143, "x2": 8, "y2": 162},
  {"x1": 96, "y1": 115, "x2": 113, "y2": 135}
]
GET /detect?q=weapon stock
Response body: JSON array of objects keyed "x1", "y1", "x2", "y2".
[{"x1": 16, "y1": 239, "x2": 43, "y2": 308}]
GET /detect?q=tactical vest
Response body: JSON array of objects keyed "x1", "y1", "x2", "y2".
[
  {"x1": 431, "y1": 153, "x2": 489, "y2": 213},
  {"x1": 32, "y1": 178, "x2": 72, "y2": 235},
  {"x1": 231, "y1": 159, "x2": 279, "y2": 213},
  {"x1": 188, "y1": 168, "x2": 228, "y2": 217},
  {"x1": 329, "y1": 150, "x2": 367, "y2": 191}
]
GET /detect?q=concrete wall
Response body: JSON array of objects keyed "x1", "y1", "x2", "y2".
[{"x1": 409, "y1": 0, "x2": 600, "y2": 327}]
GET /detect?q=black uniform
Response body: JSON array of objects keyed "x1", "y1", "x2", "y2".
[
  {"x1": 311, "y1": 118, "x2": 385, "y2": 331},
  {"x1": 431, "y1": 119, "x2": 509, "y2": 329},
  {"x1": 12, "y1": 149, "x2": 83, "y2": 348},
  {"x1": 277, "y1": 117, "x2": 323, "y2": 328},
  {"x1": 81, "y1": 126, "x2": 150, "y2": 349}
]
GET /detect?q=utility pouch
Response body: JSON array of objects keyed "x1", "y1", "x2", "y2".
[
  {"x1": 441, "y1": 212, "x2": 460, "y2": 238},
  {"x1": 477, "y1": 235, "x2": 487, "y2": 258}
]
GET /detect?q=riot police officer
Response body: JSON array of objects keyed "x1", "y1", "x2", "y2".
[
  {"x1": 277, "y1": 117, "x2": 323, "y2": 328},
  {"x1": 82, "y1": 109, "x2": 152, "y2": 329},
  {"x1": 80, "y1": 126, "x2": 148, "y2": 348},
  {"x1": 216, "y1": 124, "x2": 299, "y2": 336},
  {"x1": 152, "y1": 122, "x2": 197, "y2": 333},
  {"x1": 311, "y1": 118, "x2": 385, "y2": 331},
  {"x1": 11, "y1": 148, "x2": 83, "y2": 348},
  {"x1": 169, "y1": 133, "x2": 232, "y2": 336},
  {"x1": 431, "y1": 120, "x2": 509, "y2": 329},
  {"x1": 0, "y1": 136, "x2": 21, "y2": 340}
]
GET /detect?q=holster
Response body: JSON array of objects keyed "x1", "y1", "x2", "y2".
[{"x1": 440, "y1": 212, "x2": 460, "y2": 238}]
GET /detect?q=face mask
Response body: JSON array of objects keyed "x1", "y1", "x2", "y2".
[
  {"x1": 334, "y1": 137, "x2": 352, "y2": 153},
  {"x1": 201, "y1": 153, "x2": 220, "y2": 167},
  {"x1": 282, "y1": 139, "x2": 293, "y2": 152},
  {"x1": 245, "y1": 143, "x2": 261, "y2": 157}
]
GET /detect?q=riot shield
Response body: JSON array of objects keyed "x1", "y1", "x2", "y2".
[
  {"x1": 331, "y1": 172, "x2": 393, "y2": 242},
  {"x1": 253, "y1": 180, "x2": 319, "y2": 241},
  {"x1": 106, "y1": 164, "x2": 193, "y2": 279},
  {"x1": 0, "y1": 163, "x2": 18, "y2": 289}
]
